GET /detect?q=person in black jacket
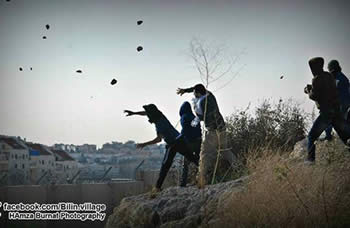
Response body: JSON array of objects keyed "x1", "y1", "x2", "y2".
[{"x1": 304, "y1": 57, "x2": 350, "y2": 164}]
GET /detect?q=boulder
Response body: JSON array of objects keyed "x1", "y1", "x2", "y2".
[
  {"x1": 290, "y1": 137, "x2": 350, "y2": 164},
  {"x1": 290, "y1": 138, "x2": 307, "y2": 160},
  {"x1": 105, "y1": 176, "x2": 248, "y2": 228}
]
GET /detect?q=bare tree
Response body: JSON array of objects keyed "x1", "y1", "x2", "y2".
[{"x1": 188, "y1": 38, "x2": 246, "y2": 91}]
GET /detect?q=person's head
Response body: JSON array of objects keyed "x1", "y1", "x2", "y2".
[
  {"x1": 179, "y1": 101, "x2": 192, "y2": 117},
  {"x1": 308, "y1": 57, "x2": 324, "y2": 76},
  {"x1": 328, "y1": 60, "x2": 342, "y2": 74},
  {"x1": 142, "y1": 104, "x2": 163, "y2": 123},
  {"x1": 193, "y1": 84, "x2": 207, "y2": 98}
]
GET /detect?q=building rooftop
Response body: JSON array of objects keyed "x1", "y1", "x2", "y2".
[
  {"x1": 0, "y1": 136, "x2": 27, "y2": 150},
  {"x1": 52, "y1": 149, "x2": 75, "y2": 161},
  {"x1": 26, "y1": 143, "x2": 52, "y2": 156}
]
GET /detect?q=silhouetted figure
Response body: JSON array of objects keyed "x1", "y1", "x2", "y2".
[
  {"x1": 124, "y1": 104, "x2": 200, "y2": 196},
  {"x1": 19, "y1": 67, "x2": 23, "y2": 71},
  {"x1": 304, "y1": 57, "x2": 350, "y2": 164},
  {"x1": 177, "y1": 102, "x2": 202, "y2": 187},
  {"x1": 323, "y1": 60, "x2": 350, "y2": 140},
  {"x1": 137, "y1": 20, "x2": 143, "y2": 25},
  {"x1": 76, "y1": 70, "x2": 82, "y2": 73},
  {"x1": 177, "y1": 84, "x2": 234, "y2": 188},
  {"x1": 42, "y1": 36, "x2": 47, "y2": 40},
  {"x1": 46, "y1": 24, "x2": 50, "y2": 30}
]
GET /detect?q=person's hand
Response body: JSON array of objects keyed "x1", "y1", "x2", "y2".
[
  {"x1": 124, "y1": 110, "x2": 134, "y2": 116},
  {"x1": 176, "y1": 88, "x2": 185, "y2": 96},
  {"x1": 191, "y1": 117, "x2": 200, "y2": 127},
  {"x1": 136, "y1": 143, "x2": 146, "y2": 149},
  {"x1": 304, "y1": 84, "x2": 312, "y2": 94}
]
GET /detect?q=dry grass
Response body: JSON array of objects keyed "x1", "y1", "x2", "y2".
[{"x1": 220, "y1": 143, "x2": 350, "y2": 228}]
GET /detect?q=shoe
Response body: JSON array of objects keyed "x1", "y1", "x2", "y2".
[
  {"x1": 319, "y1": 135, "x2": 333, "y2": 141},
  {"x1": 149, "y1": 186, "x2": 161, "y2": 199},
  {"x1": 304, "y1": 159, "x2": 315, "y2": 166}
]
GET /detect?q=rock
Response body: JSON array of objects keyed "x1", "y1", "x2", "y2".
[
  {"x1": 137, "y1": 20, "x2": 143, "y2": 25},
  {"x1": 76, "y1": 70, "x2": 82, "y2": 73},
  {"x1": 46, "y1": 24, "x2": 50, "y2": 30},
  {"x1": 137, "y1": 46, "x2": 143, "y2": 52},
  {"x1": 111, "y1": 79, "x2": 117, "y2": 85},
  {"x1": 289, "y1": 138, "x2": 307, "y2": 160},
  {"x1": 42, "y1": 36, "x2": 47, "y2": 39},
  {"x1": 19, "y1": 67, "x2": 23, "y2": 71},
  {"x1": 289, "y1": 137, "x2": 350, "y2": 164},
  {"x1": 105, "y1": 176, "x2": 248, "y2": 228}
]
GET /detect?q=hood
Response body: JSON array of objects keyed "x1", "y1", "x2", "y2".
[
  {"x1": 309, "y1": 57, "x2": 324, "y2": 76},
  {"x1": 143, "y1": 104, "x2": 163, "y2": 123},
  {"x1": 179, "y1": 101, "x2": 193, "y2": 116},
  {"x1": 328, "y1": 59, "x2": 342, "y2": 74}
]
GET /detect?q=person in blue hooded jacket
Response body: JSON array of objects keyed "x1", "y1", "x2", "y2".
[
  {"x1": 323, "y1": 60, "x2": 350, "y2": 141},
  {"x1": 124, "y1": 102, "x2": 201, "y2": 195},
  {"x1": 178, "y1": 101, "x2": 202, "y2": 187}
]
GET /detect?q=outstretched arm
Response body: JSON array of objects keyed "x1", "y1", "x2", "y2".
[
  {"x1": 176, "y1": 87, "x2": 194, "y2": 96},
  {"x1": 124, "y1": 110, "x2": 147, "y2": 116},
  {"x1": 136, "y1": 134, "x2": 162, "y2": 149}
]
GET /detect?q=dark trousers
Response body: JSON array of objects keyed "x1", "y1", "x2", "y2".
[
  {"x1": 307, "y1": 110, "x2": 350, "y2": 161},
  {"x1": 180, "y1": 137, "x2": 201, "y2": 187},
  {"x1": 156, "y1": 137, "x2": 201, "y2": 189},
  {"x1": 324, "y1": 105, "x2": 350, "y2": 139}
]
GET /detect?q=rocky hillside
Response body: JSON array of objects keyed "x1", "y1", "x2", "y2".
[{"x1": 105, "y1": 137, "x2": 350, "y2": 228}]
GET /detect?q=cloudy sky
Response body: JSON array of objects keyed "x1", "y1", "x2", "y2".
[{"x1": 1, "y1": 0, "x2": 349, "y2": 147}]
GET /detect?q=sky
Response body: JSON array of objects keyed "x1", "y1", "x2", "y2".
[{"x1": 1, "y1": 0, "x2": 350, "y2": 148}]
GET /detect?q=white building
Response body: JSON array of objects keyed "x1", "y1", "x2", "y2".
[
  {"x1": 52, "y1": 144, "x2": 76, "y2": 153},
  {"x1": 26, "y1": 143, "x2": 56, "y2": 184},
  {"x1": 52, "y1": 149, "x2": 79, "y2": 183},
  {"x1": 0, "y1": 136, "x2": 30, "y2": 185}
]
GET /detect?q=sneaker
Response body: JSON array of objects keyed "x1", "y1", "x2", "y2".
[{"x1": 304, "y1": 160, "x2": 315, "y2": 166}]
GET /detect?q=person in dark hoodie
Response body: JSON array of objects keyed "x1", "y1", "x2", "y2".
[
  {"x1": 178, "y1": 101, "x2": 202, "y2": 187},
  {"x1": 323, "y1": 60, "x2": 350, "y2": 141},
  {"x1": 124, "y1": 103, "x2": 200, "y2": 195},
  {"x1": 177, "y1": 84, "x2": 234, "y2": 188},
  {"x1": 304, "y1": 57, "x2": 350, "y2": 164}
]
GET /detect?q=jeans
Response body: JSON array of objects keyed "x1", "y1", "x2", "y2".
[
  {"x1": 307, "y1": 110, "x2": 350, "y2": 161},
  {"x1": 180, "y1": 137, "x2": 201, "y2": 187},
  {"x1": 180, "y1": 158, "x2": 189, "y2": 187},
  {"x1": 156, "y1": 136, "x2": 201, "y2": 189}
]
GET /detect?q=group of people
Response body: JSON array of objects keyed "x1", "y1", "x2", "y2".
[
  {"x1": 124, "y1": 84, "x2": 234, "y2": 195},
  {"x1": 123, "y1": 57, "x2": 350, "y2": 195},
  {"x1": 305, "y1": 58, "x2": 350, "y2": 164}
]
